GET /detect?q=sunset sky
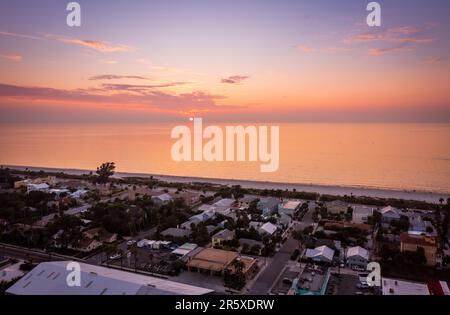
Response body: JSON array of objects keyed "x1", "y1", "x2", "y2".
[{"x1": 0, "y1": 0, "x2": 449, "y2": 123}]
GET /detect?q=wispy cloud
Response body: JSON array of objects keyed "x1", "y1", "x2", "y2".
[
  {"x1": 0, "y1": 82, "x2": 230, "y2": 116},
  {"x1": 344, "y1": 25, "x2": 434, "y2": 57},
  {"x1": 99, "y1": 59, "x2": 118, "y2": 65},
  {"x1": 221, "y1": 75, "x2": 249, "y2": 84},
  {"x1": 296, "y1": 44, "x2": 352, "y2": 54},
  {"x1": 368, "y1": 45, "x2": 414, "y2": 56},
  {"x1": 41, "y1": 33, "x2": 135, "y2": 53},
  {"x1": 1, "y1": 30, "x2": 135, "y2": 54},
  {"x1": 423, "y1": 56, "x2": 447, "y2": 64},
  {"x1": 0, "y1": 53, "x2": 23, "y2": 62},
  {"x1": 0, "y1": 31, "x2": 44, "y2": 41},
  {"x1": 89, "y1": 75, "x2": 150, "y2": 81},
  {"x1": 101, "y1": 82, "x2": 189, "y2": 92},
  {"x1": 344, "y1": 25, "x2": 434, "y2": 44}
]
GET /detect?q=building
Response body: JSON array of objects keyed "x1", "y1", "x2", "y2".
[
  {"x1": 278, "y1": 200, "x2": 301, "y2": 216},
  {"x1": 27, "y1": 183, "x2": 50, "y2": 193},
  {"x1": 212, "y1": 229, "x2": 235, "y2": 247},
  {"x1": 213, "y1": 198, "x2": 236, "y2": 208},
  {"x1": 352, "y1": 205, "x2": 375, "y2": 224},
  {"x1": 238, "y1": 195, "x2": 258, "y2": 209},
  {"x1": 400, "y1": 232, "x2": 438, "y2": 266},
  {"x1": 426, "y1": 280, "x2": 450, "y2": 295},
  {"x1": 382, "y1": 277, "x2": 430, "y2": 295},
  {"x1": 257, "y1": 197, "x2": 280, "y2": 216},
  {"x1": 6, "y1": 261, "x2": 213, "y2": 295},
  {"x1": 380, "y1": 206, "x2": 401, "y2": 223},
  {"x1": 70, "y1": 237, "x2": 102, "y2": 252},
  {"x1": 187, "y1": 248, "x2": 257, "y2": 278},
  {"x1": 326, "y1": 200, "x2": 348, "y2": 214},
  {"x1": 151, "y1": 193, "x2": 173, "y2": 205},
  {"x1": 84, "y1": 227, "x2": 117, "y2": 244},
  {"x1": 305, "y1": 246, "x2": 335, "y2": 264},
  {"x1": 14, "y1": 176, "x2": 57, "y2": 189},
  {"x1": 238, "y1": 238, "x2": 263, "y2": 255},
  {"x1": 346, "y1": 246, "x2": 370, "y2": 269},
  {"x1": 161, "y1": 228, "x2": 192, "y2": 239},
  {"x1": 259, "y1": 222, "x2": 277, "y2": 236},
  {"x1": 172, "y1": 243, "x2": 198, "y2": 257},
  {"x1": 408, "y1": 214, "x2": 427, "y2": 233},
  {"x1": 279, "y1": 213, "x2": 293, "y2": 227},
  {"x1": 289, "y1": 265, "x2": 331, "y2": 295}
]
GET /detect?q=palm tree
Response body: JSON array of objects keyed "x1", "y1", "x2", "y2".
[
  {"x1": 232, "y1": 259, "x2": 245, "y2": 274},
  {"x1": 103, "y1": 244, "x2": 117, "y2": 265},
  {"x1": 118, "y1": 249, "x2": 124, "y2": 269}
]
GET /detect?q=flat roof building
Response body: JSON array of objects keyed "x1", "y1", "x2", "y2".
[
  {"x1": 382, "y1": 277, "x2": 430, "y2": 295},
  {"x1": 6, "y1": 261, "x2": 213, "y2": 295}
]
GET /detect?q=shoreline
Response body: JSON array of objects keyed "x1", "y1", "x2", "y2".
[{"x1": 3, "y1": 164, "x2": 449, "y2": 204}]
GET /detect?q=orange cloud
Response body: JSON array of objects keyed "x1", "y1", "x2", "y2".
[{"x1": 0, "y1": 53, "x2": 23, "y2": 62}]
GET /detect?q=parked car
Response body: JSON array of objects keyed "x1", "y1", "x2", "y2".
[
  {"x1": 109, "y1": 253, "x2": 122, "y2": 260},
  {"x1": 357, "y1": 282, "x2": 370, "y2": 289}
]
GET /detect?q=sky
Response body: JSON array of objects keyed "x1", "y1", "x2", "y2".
[{"x1": 0, "y1": 0, "x2": 449, "y2": 123}]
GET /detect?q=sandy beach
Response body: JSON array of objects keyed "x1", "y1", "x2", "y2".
[{"x1": 5, "y1": 165, "x2": 449, "y2": 203}]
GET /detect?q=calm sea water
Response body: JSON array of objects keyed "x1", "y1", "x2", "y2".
[{"x1": 0, "y1": 123, "x2": 449, "y2": 193}]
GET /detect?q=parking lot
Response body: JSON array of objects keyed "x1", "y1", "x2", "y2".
[
  {"x1": 108, "y1": 246, "x2": 182, "y2": 276},
  {"x1": 331, "y1": 273, "x2": 376, "y2": 295}
]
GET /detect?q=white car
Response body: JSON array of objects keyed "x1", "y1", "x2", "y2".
[
  {"x1": 109, "y1": 253, "x2": 122, "y2": 260},
  {"x1": 357, "y1": 282, "x2": 370, "y2": 289}
]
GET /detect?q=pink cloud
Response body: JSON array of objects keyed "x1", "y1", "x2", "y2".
[
  {"x1": 343, "y1": 26, "x2": 434, "y2": 44},
  {"x1": 0, "y1": 53, "x2": 23, "y2": 62}
]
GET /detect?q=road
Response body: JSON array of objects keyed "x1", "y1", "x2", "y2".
[
  {"x1": 247, "y1": 238, "x2": 298, "y2": 295},
  {"x1": 0, "y1": 243, "x2": 84, "y2": 264}
]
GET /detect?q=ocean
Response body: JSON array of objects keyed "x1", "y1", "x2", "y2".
[{"x1": 0, "y1": 122, "x2": 449, "y2": 194}]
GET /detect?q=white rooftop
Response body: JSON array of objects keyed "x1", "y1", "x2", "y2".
[
  {"x1": 382, "y1": 277, "x2": 430, "y2": 295},
  {"x1": 346, "y1": 246, "x2": 369, "y2": 261},
  {"x1": 6, "y1": 261, "x2": 213, "y2": 295},
  {"x1": 154, "y1": 193, "x2": 173, "y2": 201},
  {"x1": 260, "y1": 222, "x2": 277, "y2": 235},
  {"x1": 280, "y1": 200, "x2": 301, "y2": 210},
  {"x1": 213, "y1": 198, "x2": 235, "y2": 207},
  {"x1": 380, "y1": 206, "x2": 400, "y2": 218},
  {"x1": 305, "y1": 245, "x2": 335, "y2": 262}
]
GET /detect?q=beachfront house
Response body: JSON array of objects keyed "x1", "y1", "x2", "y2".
[
  {"x1": 257, "y1": 197, "x2": 280, "y2": 216},
  {"x1": 278, "y1": 200, "x2": 302, "y2": 216},
  {"x1": 238, "y1": 195, "x2": 259, "y2": 209},
  {"x1": 380, "y1": 206, "x2": 401, "y2": 224},
  {"x1": 326, "y1": 200, "x2": 349, "y2": 214},
  {"x1": 151, "y1": 193, "x2": 173, "y2": 206},
  {"x1": 352, "y1": 205, "x2": 375, "y2": 224}
]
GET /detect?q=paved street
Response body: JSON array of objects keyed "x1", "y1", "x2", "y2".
[
  {"x1": 0, "y1": 243, "x2": 84, "y2": 264},
  {"x1": 247, "y1": 238, "x2": 298, "y2": 295}
]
